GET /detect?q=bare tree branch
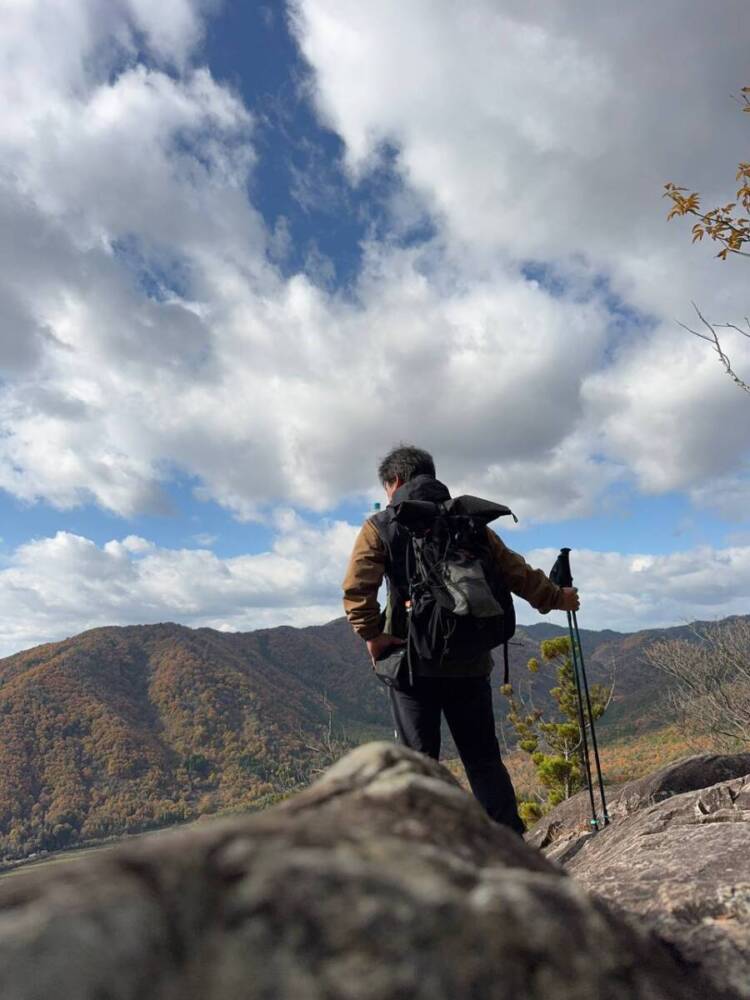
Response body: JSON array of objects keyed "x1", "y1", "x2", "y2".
[
  {"x1": 294, "y1": 694, "x2": 353, "y2": 778},
  {"x1": 678, "y1": 303, "x2": 750, "y2": 394},
  {"x1": 600, "y1": 656, "x2": 617, "y2": 714},
  {"x1": 646, "y1": 618, "x2": 750, "y2": 751}
]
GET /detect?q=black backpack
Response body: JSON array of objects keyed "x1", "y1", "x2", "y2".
[{"x1": 392, "y1": 495, "x2": 516, "y2": 683}]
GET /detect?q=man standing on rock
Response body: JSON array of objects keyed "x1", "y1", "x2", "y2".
[{"x1": 342, "y1": 445, "x2": 580, "y2": 834}]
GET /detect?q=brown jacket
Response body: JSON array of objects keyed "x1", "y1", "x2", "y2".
[{"x1": 342, "y1": 518, "x2": 563, "y2": 641}]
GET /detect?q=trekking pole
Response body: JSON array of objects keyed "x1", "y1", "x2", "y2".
[
  {"x1": 570, "y1": 607, "x2": 610, "y2": 826},
  {"x1": 550, "y1": 548, "x2": 609, "y2": 830},
  {"x1": 566, "y1": 608, "x2": 599, "y2": 831}
]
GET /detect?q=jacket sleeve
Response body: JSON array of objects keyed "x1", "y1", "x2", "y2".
[
  {"x1": 487, "y1": 529, "x2": 563, "y2": 614},
  {"x1": 342, "y1": 519, "x2": 386, "y2": 640}
]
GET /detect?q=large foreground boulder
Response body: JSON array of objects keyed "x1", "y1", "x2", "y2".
[{"x1": 0, "y1": 743, "x2": 739, "y2": 999}]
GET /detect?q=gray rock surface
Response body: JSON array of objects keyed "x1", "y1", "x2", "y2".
[
  {"x1": 0, "y1": 743, "x2": 740, "y2": 999},
  {"x1": 526, "y1": 752, "x2": 750, "y2": 852},
  {"x1": 564, "y1": 770, "x2": 750, "y2": 999}
]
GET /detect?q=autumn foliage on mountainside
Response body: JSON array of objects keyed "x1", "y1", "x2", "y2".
[
  {"x1": 0, "y1": 615, "x2": 745, "y2": 862},
  {"x1": 0, "y1": 622, "x2": 389, "y2": 860},
  {"x1": 0, "y1": 618, "x2": 615, "y2": 860}
]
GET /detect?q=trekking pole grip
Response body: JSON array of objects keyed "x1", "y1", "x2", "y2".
[{"x1": 549, "y1": 547, "x2": 573, "y2": 589}]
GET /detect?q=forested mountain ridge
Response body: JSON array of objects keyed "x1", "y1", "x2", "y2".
[
  {"x1": 0, "y1": 622, "x2": 386, "y2": 859},
  {"x1": 508, "y1": 616, "x2": 750, "y2": 741},
  {"x1": 0, "y1": 615, "x2": 744, "y2": 860}
]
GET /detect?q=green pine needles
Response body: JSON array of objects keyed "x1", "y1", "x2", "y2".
[{"x1": 502, "y1": 636, "x2": 611, "y2": 827}]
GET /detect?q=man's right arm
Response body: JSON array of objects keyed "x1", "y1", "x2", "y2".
[{"x1": 487, "y1": 529, "x2": 578, "y2": 612}]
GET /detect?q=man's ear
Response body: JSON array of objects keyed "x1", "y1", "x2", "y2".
[{"x1": 384, "y1": 476, "x2": 403, "y2": 500}]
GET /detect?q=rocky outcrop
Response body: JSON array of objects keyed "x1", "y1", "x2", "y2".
[
  {"x1": 529, "y1": 754, "x2": 750, "y2": 999},
  {"x1": 565, "y1": 771, "x2": 750, "y2": 999},
  {"x1": 0, "y1": 743, "x2": 738, "y2": 1000},
  {"x1": 526, "y1": 752, "x2": 750, "y2": 852}
]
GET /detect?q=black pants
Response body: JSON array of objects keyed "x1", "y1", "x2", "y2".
[{"x1": 388, "y1": 674, "x2": 524, "y2": 834}]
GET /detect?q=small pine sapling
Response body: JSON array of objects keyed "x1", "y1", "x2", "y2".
[{"x1": 502, "y1": 636, "x2": 611, "y2": 825}]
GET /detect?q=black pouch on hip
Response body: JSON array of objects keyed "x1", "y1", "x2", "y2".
[{"x1": 373, "y1": 648, "x2": 406, "y2": 687}]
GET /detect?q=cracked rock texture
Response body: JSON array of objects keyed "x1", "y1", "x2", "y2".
[
  {"x1": 528, "y1": 754, "x2": 750, "y2": 999},
  {"x1": 526, "y1": 752, "x2": 750, "y2": 853},
  {"x1": 565, "y1": 769, "x2": 750, "y2": 999},
  {"x1": 0, "y1": 743, "x2": 741, "y2": 1000}
]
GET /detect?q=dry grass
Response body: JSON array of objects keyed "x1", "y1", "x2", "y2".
[{"x1": 444, "y1": 723, "x2": 717, "y2": 807}]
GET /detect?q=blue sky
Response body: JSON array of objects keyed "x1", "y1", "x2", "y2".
[
  {"x1": 0, "y1": 465, "x2": 735, "y2": 562},
  {"x1": 0, "y1": 0, "x2": 748, "y2": 654}
]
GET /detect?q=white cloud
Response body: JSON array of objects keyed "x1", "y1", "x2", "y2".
[
  {"x1": 191, "y1": 532, "x2": 218, "y2": 547},
  {"x1": 583, "y1": 322, "x2": 750, "y2": 494},
  {"x1": 0, "y1": 0, "x2": 748, "y2": 567},
  {"x1": 690, "y1": 474, "x2": 750, "y2": 522},
  {"x1": 292, "y1": 0, "x2": 749, "y2": 310},
  {"x1": 0, "y1": 516, "x2": 359, "y2": 657},
  {"x1": 292, "y1": 0, "x2": 750, "y2": 503},
  {"x1": 0, "y1": 522, "x2": 748, "y2": 657},
  {"x1": 525, "y1": 545, "x2": 750, "y2": 634},
  {"x1": 124, "y1": 0, "x2": 207, "y2": 64}
]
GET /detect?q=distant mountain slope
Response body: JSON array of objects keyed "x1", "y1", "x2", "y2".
[
  {"x1": 511, "y1": 616, "x2": 750, "y2": 741},
  {"x1": 0, "y1": 622, "x2": 389, "y2": 860},
  {"x1": 0, "y1": 614, "x2": 744, "y2": 860}
]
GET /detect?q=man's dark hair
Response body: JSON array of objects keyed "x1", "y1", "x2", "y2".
[{"x1": 378, "y1": 445, "x2": 436, "y2": 485}]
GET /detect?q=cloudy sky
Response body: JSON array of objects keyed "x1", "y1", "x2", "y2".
[{"x1": 0, "y1": 0, "x2": 749, "y2": 656}]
